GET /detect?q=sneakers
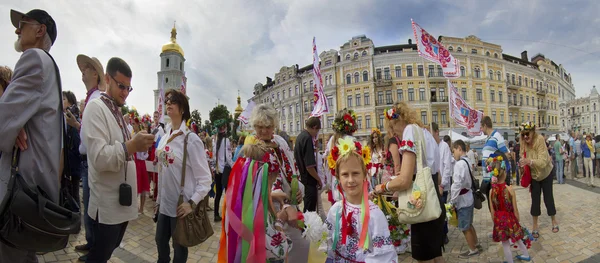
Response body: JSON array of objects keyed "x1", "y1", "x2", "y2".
[
  {"x1": 516, "y1": 255, "x2": 531, "y2": 261},
  {"x1": 458, "y1": 250, "x2": 479, "y2": 258},
  {"x1": 476, "y1": 244, "x2": 483, "y2": 251},
  {"x1": 74, "y1": 244, "x2": 90, "y2": 251},
  {"x1": 214, "y1": 215, "x2": 222, "y2": 222}
]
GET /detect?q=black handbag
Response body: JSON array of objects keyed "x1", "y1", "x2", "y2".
[
  {"x1": 461, "y1": 159, "x2": 485, "y2": 210},
  {"x1": 0, "y1": 51, "x2": 81, "y2": 252}
]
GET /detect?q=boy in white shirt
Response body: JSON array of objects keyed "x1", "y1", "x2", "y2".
[{"x1": 451, "y1": 140, "x2": 481, "y2": 258}]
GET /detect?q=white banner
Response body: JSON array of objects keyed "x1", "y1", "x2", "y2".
[
  {"x1": 310, "y1": 37, "x2": 329, "y2": 117},
  {"x1": 237, "y1": 100, "x2": 256, "y2": 125},
  {"x1": 448, "y1": 80, "x2": 483, "y2": 136},
  {"x1": 412, "y1": 19, "x2": 460, "y2": 78}
]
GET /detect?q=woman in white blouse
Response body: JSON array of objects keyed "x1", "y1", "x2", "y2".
[{"x1": 154, "y1": 90, "x2": 212, "y2": 263}]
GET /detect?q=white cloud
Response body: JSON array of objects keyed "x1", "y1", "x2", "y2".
[{"x1": 1, "y1": 0, "x2": 599, "y2": 119}]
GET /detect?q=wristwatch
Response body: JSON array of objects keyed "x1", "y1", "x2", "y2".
[{"x1": 188, "y1": 200, "x2": 197, "y2": 210}]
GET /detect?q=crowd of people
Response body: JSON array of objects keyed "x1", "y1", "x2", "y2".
[{"x1": 0, "y1": 7, "x2": 581, "y2": 263}]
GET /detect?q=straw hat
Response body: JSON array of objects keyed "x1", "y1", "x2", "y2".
[{"x1": 76, "y1": 54, "x2": 105, "y2": 89}]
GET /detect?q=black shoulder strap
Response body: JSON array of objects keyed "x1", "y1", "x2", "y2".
[{"x1": 460, "y1": 158, "x2": 476, "y2": 190}]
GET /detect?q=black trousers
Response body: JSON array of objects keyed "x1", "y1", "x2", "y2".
[
  {"x1": 214, "y1": 173, "x2": 224, "y2": 216},
  {"x1": 530, "y1": 174, "x2": 556, "y2": 217},
  {"x1": 86, "y1": 213, "x2": 128, "y2": 263},
  {"x1": 156, "y1": 213, "x2": 188, "y2": 263},
  {"x1": 303, "y1": 184, "x2": 318, "y2": 213}
]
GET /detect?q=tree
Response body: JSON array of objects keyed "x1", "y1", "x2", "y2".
[
  {"x1": 209, "y1": 105, "x2": 232, "y2": 136},
  {"x1": 203, "y1": 120, "x2": 212, "y2": 134},
  {"x1": 190, "y1": 109, "x2": 202, "y2": 126},
  {"x1": 121, "y1": 105, "x2": 130, "y2": 116}
]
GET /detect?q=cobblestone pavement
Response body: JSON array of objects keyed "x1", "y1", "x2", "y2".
[{"x1": 38, "y1": 170, "x2": 600, "y2": 263}]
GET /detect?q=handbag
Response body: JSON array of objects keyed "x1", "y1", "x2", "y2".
[
  {"x1": 521, "y1": 150, "x2": 532, "y2": 187},
  {"x1": 0, "y1": 51, "x2": 81, "y2": 252},
  {"x1": 395, "y1": 125, "x2": 442, "y2": 224},
  {"x1": 460, "y1": 159, "x2": 485, "y2": 209},
  {"x1": 173, "y1": 133, "x2": 214, "y2": 247}
]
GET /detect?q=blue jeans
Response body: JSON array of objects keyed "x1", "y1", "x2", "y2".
[
  {"x1": 82, "y1": 160, "x2": 94, "y2": 247},
  {"x1": 555, "y1": 160, "x2": 564, "y2": 184},
  {"x1": 457, "y1": 205, "x2": 474, "y2": 232}
]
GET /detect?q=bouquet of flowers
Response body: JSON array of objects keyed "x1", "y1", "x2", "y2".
[
  {"x1": 515, "y1": 227, "x2": 534, "y2": 249},
  {"x1": 373, "y1": 195, "x2": 410, "y2": 254},
  {"x1": 296, "y1": 211, "x2": 327, "y2": 244}
]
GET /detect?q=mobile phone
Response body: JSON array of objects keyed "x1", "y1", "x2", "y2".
[{"x1": 151, "y1": 128, "x2": 159, "y2": 135}]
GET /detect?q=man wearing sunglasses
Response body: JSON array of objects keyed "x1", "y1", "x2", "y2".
[{"x1": 0, "y1": 9, "x2": 61, "y2": 262}]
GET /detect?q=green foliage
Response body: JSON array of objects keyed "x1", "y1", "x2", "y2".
[
  {"x1": 190, "y1": 109, "x2": 202, "y2": 127},
  {"x1": 209, "y1": 105, "x2": 232, "y2": 136}
]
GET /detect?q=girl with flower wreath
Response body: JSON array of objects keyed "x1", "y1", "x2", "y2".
[
  {"x1": 367, "y1": 128, "x2": 385, "y2": 188},
  {"x1": 324, "y1": 137, "x2": 397, "y2": 263},
  {"x1": 487, "y1": 154, "x2": 531, "y2": 262},
  {"x1": 373, "y1": 102, "x2": 445, "y2": 263},
  {"x1": 325, "y1": 109, "x2": 358, "y2": 204}
]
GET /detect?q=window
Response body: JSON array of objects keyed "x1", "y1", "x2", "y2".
[
  {"x1": 488, "y1": 70, "x2": 493, "y2": 80},
  {"x1": 461, "y1": 88, "x2": 467, "y2": 99},
  {"x1": 289, "y1": 122, "x2": 293, "y2": 132},
  {"x1": 385, "y1": 90, "x2": 393, "y2": 104},
  {"x1": 521, "y1": 113, "x2": 524, "y2": 122},
  {"x1": 347, "y1": 95, "x2": 352, "y2": 107},
  {"x1": 379, "y1": 115, "x2": 384, "y2": 129},
  {"x1": 526, "y1": 96, "x2": 529, "y2": 106},
  {"x1": 518, "y1": 76, "x2": 522, "y2": 86},
  {"x1": 356, "y1": 94, "x2": 361, "y2": 106},
  {"x1": 281, "y1": 107, "x2": 285, "y2": 116},
  {"x1": 384, "y1": 68, "x2": 390, "y2": 80},
  {"x1": 325, "y1": 60, "x2": 332, "y2": 66},
  {"x1": 421, "y1": 111, "x2": 428, "y2": 124},
  {"x1": 327, "y1": 117, "x2": 333, "y2": 128},
  {"x1": 364, "y1": 92, "x2": 370, "y2": 105},
  {"x1": 511, "y1": 74, "x2": 515, "y2": 85},
  {"x1": 354, "y1": 52, "x2": 359, "y2": 59},
  {"x1": 428, "y1": 65, "x2": 434, "y2": 77},
  {"x1": 492, "y1": 111, "x2": 497, "y2": 123},
  {"x1": 457, "y1": 47, "x2": 463, "y2": 52},
  {"x1": 165, "y1": 77, "x2": 169, "y2": 83},
  {"x1": 437, "y1": 65, "x2": 442, "y2": 76},
  {"x1": 460, "y1": 66, "x2": 465, "y2": 77},
  {"x1": 497, "y1": 71, "x2": 501, "y2": 81},
  {"x1": 509, "y1": 113, "x2": 513, "y2": 124},
  {"x1": 439, "y1": 88, "x2": 446, "y2": 100},
  {"x1": 520, "y1": 95, "x2": 523, "y2": 105},
  {"x1": 295, "y1": 103, "x2": 299, "y2": 113},
  {"x1": 366, "y1": 115, "x2": 371, "y2": 128},
  {"x1": 441, "y1": 111, "x2": 447, "y2": 124},
  {"x1": 363, "y1": 71, "x2": 368, "y2": 82},
  {"x1": 408, "y1": 88, "x2": 415, "y2": 101},
  {"x1": 362, "y1": 50, "x2": 367, "y2": 57},
  {"x1": 345, "y1": 54, "x2": 350, "y2": 60},
  {"x1": 407, "y1": 66, "x2": 413, "y2": 77},
  {"x1": 329, "y1": 75, "x2": 333, "y2": 85},
  {"x1": 282, "y1": 90, "x2": 285, "y2": 99},
  {"x1": 326, "y1": 95, "x2": 333, "y2": 107},
  {"x1": 432, "y1": 111, "x2": 438, "y2": 124},
  {"x1": 376, "y1": 69, "x2": 382, "y2": 80},
  {"x1": 397, "y1": 89, "x2": 404, "y2": 101},
  {"x1": 476, "y1": 89, "x2": 482, "y2": 101},
  {"x1": 500, "y1": 112, "x2": 504, "y2": 123},
  {"x1": 357, "y1": 117, "x2": 362, "y2": 129},
  {"x1": 296, "y1": 121, "x2": 300, "y2": 132},
  {"x1": 525, "y1": 77, "x2": 528, "y2": 87},
  {"x1": 419, "y1": 88, "x2": 426, "y2": 101},
  {"x1": 494, "y1": 53, "x2": 499, "y2": 58},
  {"x1": 277, "y1": 92, "x2": 280, "y2": 100},
  {"x1": 395, "y1": 67, "x2": 402, "y2": 78},
  {"x1": 289, "y1": 105, "x2": 292, "y2": 115},
  {"x1": 474, "y1": 68, "x2": 481, "y2": 78},
  {"x1": 166, "y1": 58, "x2": 170, "y2": 67},
  {"x1": 448, "y1": 46, "x2": 453, "y2": 51},
  {"x1": 486, "y1": 51, "x2": 491, "y2": 56},
  {"x1": 418, "y1": 65, "x2": 424, "y2": 77},
  {"x1": 303, "y1": 101, "x2": 308, "y2": 112},
  {"x1": 471, "y1": 49, "x2": 477, "y2": 54},
  {"x1": 499, "y1": 91, "x2": 503, "y2": 102},
  {"x1": 490, "y1": 90, "x2": 495, "y2": 102},
  {"x1": 377, "y1": 91, "x2": 383, "y2": 105},
  {"x1": 295, "y1": 85, "x2": 299, "y2": 95},
  {"x1": 303, "y1": 82, "x2": 307, "y2": 92},
  {"x1": 354, "y1": 72, "x2": 359, "y2": 83},
  {"x1": 346, "y1": 74, "x2": 351, "y2": 84}
]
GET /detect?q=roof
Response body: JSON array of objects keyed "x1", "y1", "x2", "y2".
[
  {"x1": 374, "y1": 44, "x2": 417, "y2": 54},
  {"x1": 502, "y1": 53, "x2": 538, "y2": 68}
]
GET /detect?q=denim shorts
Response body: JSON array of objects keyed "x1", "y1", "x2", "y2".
[{"x1": 457, "y1": 205, "x2": 474, "y2": 232}]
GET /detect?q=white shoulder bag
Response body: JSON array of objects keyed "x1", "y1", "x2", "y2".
[{"x1": 396, "y1": 125, "x2": 442, "y2": 224}]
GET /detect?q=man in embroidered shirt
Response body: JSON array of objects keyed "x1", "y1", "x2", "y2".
[
  {"x1": 0, "y1": 8, "x2": 61, "y2": 262},
  {"x1": 451, "y1": 140, "x2": 480, "y2": 258},
  {"x1": 294, "y1": 117, "x2": 322, "y2": 212},
  {"x1": 72, "y1": 54, "x2": 106, "y2": 260},
  {"x1": 481, "y1": 116, "x2": 509, "y2": 207},
  {"x1": 432, "y1": 123, "x2": 452, "y2": 244},
  {"x1": 212, "y1": 119, "x2": 232, "y2": 222},
  {"x1": 82, "y1": 57, "x2": 155, "y2": 262}
]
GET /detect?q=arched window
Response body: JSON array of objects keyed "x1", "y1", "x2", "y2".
[
  {"x1": 448, "y1": 46, "x2": 453, "y2": 51},
  {"x1": 488, "y1": 70, "x2": 493, "y2": 80},
  {"x1": 354, "y1": 72, "x2": 360, "y2": 83},
  {"x1": 525, "y1": 77, "x2": 528, "y2": 87},
  {"x1": 363, "y1": 71, "x2": 368, "y2": 82},
  {"x1": 354, "y1": 52, "x2": 359, "y2": 59},
  {"x1": 324, "y1": 76, "x2": 328, "y2": 86},
  {"x1": 346, "y1": 74, "x2": 351, "y2": 84},
  {"x1": 497, "y1": 71, "x2": 501, "y2": 81},
  {"x1": 511, "y1": 74, "x2": 516, "y2": 85},
  {"x1": 494, "y1": 53, "x2": 499, "y2": 58},
  {"x1": 474, "y1": 68, "x2": 481, "y2": 78},
  {"x1": 329, "y1": 75, "x2": 333, "y2": 85},
  {"x1": 486, "y1": 51, "x2": 491, "y2": 56},
  {"x1": 345, "y1": 54, "x2": 351, "y2": 61},
  {"x1": 460, "y1": 66, "x2": 465, "y2": 77},
  {"x1": 518, "y1": 76, "x2": 522, "y2": 86},
  {"x1": 362, "y1": 50, "x2": 367, "y2": 57},
  {"x1": 457, "y1": 47, "x2": 463, "y2": 52},
  {"x1": 166, "y1": 58, "x2": 170, "y2": 67}
]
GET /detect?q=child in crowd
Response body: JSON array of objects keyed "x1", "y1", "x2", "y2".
[
  {"x1": 324, "y1": 138, "x2": 396, "y2": 262},
  {"x1": 488, "y1": 154, "x2": 531, "y2": 262}
]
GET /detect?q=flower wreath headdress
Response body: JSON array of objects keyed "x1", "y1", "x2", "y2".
[
  {"x1": 332, "y1": 110, "x2": 358, "y2": 134},
  {"x1": 326, "y1": 137, "x2": 372, "y2": 252},
  {"x1": 384, "y1": 107, "x2": 399, "y2": 120},
  {"x1": 485, "y1": 153, "x2": 505, "y2": 184},
  {"x1": 371, "y1": 127, "x2": 382, "y2": 137},
  {"x1": 519, "y1": 121, "x2": 536, "y2": 133}
]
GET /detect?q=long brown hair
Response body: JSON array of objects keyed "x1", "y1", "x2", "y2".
[{"x1": 368, "y1": 130, "x2": 384, "y2": 152}]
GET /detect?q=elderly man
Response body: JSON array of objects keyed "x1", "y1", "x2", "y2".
[
  {"x1": 82, "y1": 57, "x2": 155, "y2": 262},
  {"x1": 0, "y1": 9, "x2": 61, "y2": 262},
  {"x1": 72, "y1": 54, "x2": 106, "y2": 261}
]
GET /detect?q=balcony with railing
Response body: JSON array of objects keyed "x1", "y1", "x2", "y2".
[
  {"x1": 506, "y1": 80, "x2": 519, "y2": 90},
  {"x1": 430, "y1": 96, "x2": 449, "y2": 105},
  {"x1": 536, "y1": 88, "x2": 548, "y2": 95},
  {"x1": 508, "y1": 101, "x2": 520, "y2": 109},
  {"x1": 538, "y1": 105, "x2": 548, "y2": 111},
  {"x1": 375, "y1": 99, "x2": 395, "y2": 107},
  {"x1": 427, "y1": 71, "x2": 445, "y2": 79},
  {"x1": 374, "y1": 78, "x2": 393, "y2": 87}
]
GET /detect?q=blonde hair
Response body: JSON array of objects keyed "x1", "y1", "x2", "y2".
[
  {"x1": 485, "y1": 158, "x2": 507, "y2": 181},
  {"x1": 384, "y1": 101, "x2": 424, "y2": 141},
  {"x1": 334, "y1": 151, "x2": 367, "y2": 180},
  {"x1": 250, "y1": 103, "x2": 279, "y2": 128},
  {"x1": 0, "y1": 66, "x2": 12, "y2": 91}
]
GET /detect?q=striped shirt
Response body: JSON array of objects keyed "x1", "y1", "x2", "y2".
[{"x1": 482, "y1": 130, "x2": 509, "y2": 181}]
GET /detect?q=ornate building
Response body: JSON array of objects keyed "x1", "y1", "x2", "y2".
[
  {"x1": 250, "y1": 34, "x2": 575, "y2": 143},
  {"x1": 154, "y1": 24, "x2": 186, "y2": 122},
  {"x1": 560, "y1": 86, "x2": 599, "y2": 134}
]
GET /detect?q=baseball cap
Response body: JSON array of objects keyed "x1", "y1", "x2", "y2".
[{"x1": 10, "y1": 9, "x2": 57, "y2": 44}]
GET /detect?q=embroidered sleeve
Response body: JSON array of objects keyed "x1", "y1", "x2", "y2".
[
  {"x1": 271, "y1": 177, "x2": 284, "y2": 193},
  {"x1": 323, "y1": 202, "x2": 341, "y2": 260},
  {"x1": 366, "y1": 206, "x2": 397, "y2": 263},
  {"x1": 399, "y1": 125, "x2": 417, "y2": 154},
  {"x1": 265, "y1": 219, "x2": 292, "y2": 260}
]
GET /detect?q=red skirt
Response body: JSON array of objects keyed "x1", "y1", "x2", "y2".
[{"x1": 135, "y1": 159, "x2": 150, "y2": 194}]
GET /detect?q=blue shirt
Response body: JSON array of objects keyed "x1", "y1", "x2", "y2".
[
  {"x1": 581, "y1": 141, "x2": 592, "y2": 158},
  {"x1": 482, "y1": 130, "x2": 510, "y2": 181}
]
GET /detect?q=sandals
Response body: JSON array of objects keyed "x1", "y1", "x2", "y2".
[
  {"x1": 552, "y1": 225, "x2": 560, "y2": 233},
  {"x1": 532, "y1": 230, "x2": 540, "y2": 239}
]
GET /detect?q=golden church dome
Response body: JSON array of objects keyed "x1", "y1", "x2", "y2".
[
  {"x1": 161, "y1": 25, "x2": 184, "y2": 57},
  {"x1": 235, "y1": 91, "x2": 243, "y2": 115}
]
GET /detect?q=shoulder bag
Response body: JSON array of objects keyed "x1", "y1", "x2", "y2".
[
  {"x1": 0, "y1": 51, "x2": 81, "y2": 252},
  {"x1": 460, "y1": 159, "x2": 485, "y2": 210},
  {"x1": 396, "y1": 125, "x2": 442, "y2": 224},
  {"x1": 173, "y1": 133, "x2": 214, "y2": 247}
]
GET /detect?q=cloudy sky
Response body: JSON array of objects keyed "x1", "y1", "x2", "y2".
[{"x1": 2, "y1": 0, "x2": 599, "y2": 119}]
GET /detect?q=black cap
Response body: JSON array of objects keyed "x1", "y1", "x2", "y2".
[{"x1": 10, "y1": 9, "x2": 57, "y2": 45}]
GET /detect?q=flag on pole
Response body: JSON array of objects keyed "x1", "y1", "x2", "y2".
[
  {"x1": 412, "y1": 19, "x2": 460, "y2": 78},
  {"x1": 180, "y1": 75, "x2": 187, "y2": 95},
  {"x1": 310, "y1": 37, "x2": 329, "y2": 118},
  {"x1": 237, "y1": 100, "x2": 256, "y2": 125},
  {"x1": 157, "y1": 75, "x2": 165, "y2": 123},
  {"x1": 448, "y1": 80, "x2": 483, "y2": 135}
]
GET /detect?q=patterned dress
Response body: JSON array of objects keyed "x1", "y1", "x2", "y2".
[
  {"x1": 491, "y1": 183, "x2": 524, "y2": 242},
  {"x1": 266, "y1": 214, "x2": 293, "y2": 262},
  {"x1": 324, "y1": 201, "x2": 397, "y2": 263}
]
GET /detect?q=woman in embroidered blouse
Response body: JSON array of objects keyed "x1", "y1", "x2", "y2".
[
  {"x1": 368, "y1": 128, "x2": 385, "y2": 188},
  {"x1": 325, "y1": 109, "x2": 358, "y2": 203},
  {"x1": 373, "y1": 102, "x2": 445, "y2": 263},
  {"x1": 324, "y1": 138, "x2": 397, "y2": 263},
  {"x1": 518, "y1": 122, "x2": 558, "y2": 239},
  {"x1": 154, "y1": 90, "x2": 212, "y2": 263}
]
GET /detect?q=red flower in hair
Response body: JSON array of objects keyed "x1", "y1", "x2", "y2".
[
  {"x1": 407, "y1": 141, "x2": 414, "y2": 148},
  {"x1": 332, "y1": 147, "x2": 340, "y2": 159},
  {"x1": 343, "y1": 114, "x2": 353, "y2": 122}
]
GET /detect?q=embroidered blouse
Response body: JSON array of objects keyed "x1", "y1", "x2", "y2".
[
  {"x1": 268, "y1": 135, "x2": 304, "y2": 203},
  {"x1": 324, "y1": 200, "x2": 397, "y2": 263},
  {"x1": 398, "y1": 125, "x2": 439, "y2": 175},
  {"x1": 266, "y1": 214, "x2": 293, "y2": 261}
]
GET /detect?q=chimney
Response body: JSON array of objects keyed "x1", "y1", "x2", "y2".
[
  {"x1": 521, "y1": 51, "x2": 528, "y2": 62},
  {"x1": 408, "y1": 39, "x2": 412, "y2": 45},
  {"x1": 266, "y1": 76, "x2": 272, "y2": 83}
]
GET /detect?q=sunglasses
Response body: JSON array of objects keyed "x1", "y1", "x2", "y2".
[
  {"x1": 109, "y1": 74, "x2": 133, "y2": 92},
  {"x1": 18, "y1": 20, "x2": 40, "y2": 30},
  {"x1": 521, "y1": 132, "x2": 531, "y2": 137},
  {"x1": 165, "y1": 96, "x2": 178, "y2": 105}
]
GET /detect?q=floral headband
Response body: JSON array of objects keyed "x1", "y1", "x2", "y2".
[
  {"x1": 519, "y1": 121, "x2": 536, "y2": 133},
  {"x1": 485, "y1": 154, "x2": 505, "y2": 183},
  {"x1": 332, "y1": 110, "x2": 358, "y2": 134},
  {"x1": 371, "y1": 127, "x2": 381, "y2": 137},
  {"x1": 327, "y1": 137, "x2": 371, "y2": 176},
  {"x1": 140, "y1": 114, "x2": 152, "y2": 125},
  {"x1": 383, "y1": 107, "x2": 399, "y2": 120}
]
